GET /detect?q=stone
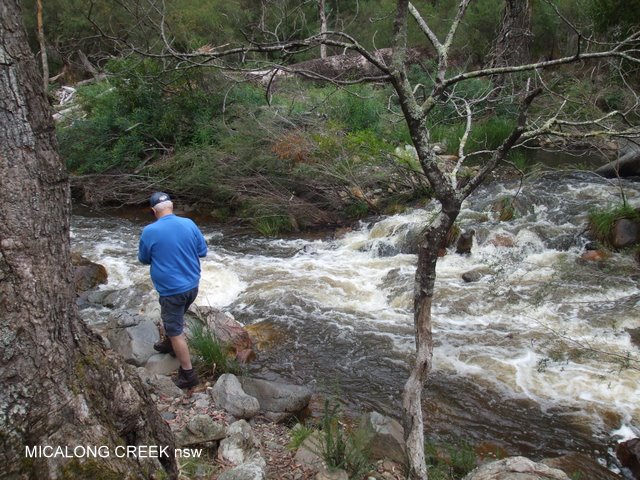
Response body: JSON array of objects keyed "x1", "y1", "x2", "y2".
[
  {"x1": 294, "y1": 431, "x2": 325, "y2": 472},
  {"x1": 542, "y1": 452, "x2": 620, "y2": 480},
  {"x1": 316, "y1": 468, "x2": 349, "y2": 480},
  {"x1": 580, "y1": 250, "x2": 609, "y2": 262},
  {"x1": 108, "y1": 315, "x2": 159, "y2": 366},
  {"x1": 136, "y1": 368, "x2": 183, "y2": 399},
  {"x1": 218, "y1": 420, "x2": 259, "y2": 466},
  {"x1": 72, "y1": 252, "x2": 108, "y2": 293},
  {"x1": 240, "y1": 377, "x2": 312, "y2": 421},
  {"x1": 211, "y1": 374, "x2": 260, "y2": 420},
  {"x1": 616, "y1": 437, "x2": 640, "y2": 479},
  {"x1": 456, "y1": 230, "x2": 475, "y2": 255},
  {"x1": 487, "y1": 233, "x2": 516, "y2": 248},
  {"x1": 361, "y1": 412, "x2": 405, "y2": 464},
  {"x1": 463, "y1": 456, "x2": 570, "y2": 480},
  {"x1": 462, "y1": 270, "x2": 483, "y2": 283},
  {"x1": 217, "y1": 453, "x2": 267, "y2": 480},
  {"x1": 627, "y1": 328, "x2": 640, "y2": 349},
  {"x1": 236, "y1": 348, "x2": 257, "y2": 364},
  {"x1": 612, "y1": 219, "x2": 640, "y2": 249},
  {"x1": 176, "y1": 414, "x2": 226, "y2": 447},
  {"x1": 188, "y1": 306, "x2": 254, "y2": 356},
  {"x1": 144, "y1": 353, "x2": 180, "y2": 375}
]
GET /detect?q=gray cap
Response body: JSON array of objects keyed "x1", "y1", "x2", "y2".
[{"x1": 149, "y1": 192, "x2": 171, "y2": 207}]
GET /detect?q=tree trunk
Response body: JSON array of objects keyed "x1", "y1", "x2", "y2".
[
  {"x1": 36, "y1": 0, "x2": 49, "y2": 94},
  {"x1": 487, "y1": 0, "x2": 533, "y2": 69},
  {"x1": 318, "y1": 0, "x2": 328, "y2": 59},
  {"x1": 401, "y1": 213, "x2": 456, "y2": 480},
  {"x1": 0, "y1": 2, "x2": 177, "y2": 479}
]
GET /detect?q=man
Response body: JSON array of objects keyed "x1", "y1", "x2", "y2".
[{"x1": 138, "y1": 192, "x2": 208, "y2": 389}]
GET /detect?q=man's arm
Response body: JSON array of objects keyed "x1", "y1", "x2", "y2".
[
  {"x1": 138, "y1": 234, "x2": 151, "y2": 265},
  {"x1": 195, "y1": 228, "x2": 207, "y2": 258}
]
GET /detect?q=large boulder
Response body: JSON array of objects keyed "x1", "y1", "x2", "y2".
[
  {"x1": 136, "y1": 367, "x2": 183, "y2": 399},
  {"x1": 175, "y1": 414, "x2": 226, "y2": 447},
  {"x1": 211, "y1": 374, "x2": 260, "y2": 420},
  {"x1": 361, "y1": 412, "x2": 405, "y2": 465},
  {"x1": 611, "y1": 218, "x2": 640, "y2": 249},
  {"x1": 595, "y1": 150, "x2": 640, "y2": 178},
  {"x1": 463, "y1": 457, "x2": 570, "y2": 480},
  {"x1": 144, "y1": 353, "x2": 180, "y2": 376},
  {"x1": 188, "y1": 306, "x2": 255, "y2": 362},
  {"x1": 72, "y1": 252, "x2": 107, "y2": 293},
  {"x1": 240, "y1": 377, "x2": 312, "y2": 422},
  {"x1": 107, "y1": 312, "x2": 159, "y2": 366},
  {"x1": 616, "y1": 437, "x2": 640, "y2": 479}
]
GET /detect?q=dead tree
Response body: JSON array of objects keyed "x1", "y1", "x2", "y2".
[{"x1": 0, "y1": 2, "x2": 178, "y2": 478}]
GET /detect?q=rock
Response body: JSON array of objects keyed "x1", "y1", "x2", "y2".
[
  {"x1": 463, "y1": 456, "x2": 570, "y2": 480},
  {"x1": 144, "y1": 353, "x2": 180, "y2": 375},
  {"x1": 316, "y1": 468, "x2": 349, "y2": 480},
  {"x1": 72, "y1": 252, "x2": 108, "y2": 293},
  {"x1": 612, "y1": 219, "x2": 640, "y2": 249},
  {"x1": 294, "y1": 431, "x2": 325, "y2": 472},
  {"x1": 627, "y1": 328, "x2": 640, "y2": 349},
  {"x1": 217, "y1": 452, "x2": 267, "y2": 480},
  {"x1": 188, "y1": 306, "x2": 254, "y2": 357},
  {"x1": 462, "y1": 270, "x2": 484, "y2": 283},
  {"x1": 361, "y1": 412, "x2": 405, "y2": 464},
  {"x1": 236, "y1": 348, "x2": 257, "y2": 364},
  {"x1": 616, "y1": 437, "x2": 640, "y2": 479},
  {"x1": 211, "y1": 374, "x2": 260, "y2": 420},
  {"x1": 456, "y1": 230, "x2": 475, "y2": 255},
  {"x1": 176, "y1": 414, "x2": 226, "y2": 447},
  {"x1": 580, "y1": 250, "x2": 609, "y2": 262},
  {"x1": 240, "y1": 377, "x2": 312, "y2": 422},
  {"x1": 218, "y1": 420, "x2": 260, "y2": 466},
  {"x1": 487, "y1": 233, "x2": 516, "y2": 248},
  {"x1": 107, "y1": 314, "x2": 159, "y2": 366},
  {"x1": 542, "y1": 452, "x2": 620, "y2": 480},
  {"x1": 161, "y1": 412, "x2": 176, "y2": 421},
  {"x1": 136, "y1": 367, "x2": 184, "y2": 399}
]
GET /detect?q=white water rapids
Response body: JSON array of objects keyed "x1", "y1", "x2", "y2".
[{"x1": 72, "y1": 172, "x2": 640, "y2": 463}]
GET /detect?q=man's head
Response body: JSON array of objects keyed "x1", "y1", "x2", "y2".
[{"x1": 149, "y1": 192, "x2": 173, "y2": 216}]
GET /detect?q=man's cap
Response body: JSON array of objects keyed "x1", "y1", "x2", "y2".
[{"x1": 149, "y1": 192, "x2": 171, "y2": 207}]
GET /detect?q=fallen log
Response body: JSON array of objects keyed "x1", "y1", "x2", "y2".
[{"x1": 595, "y1": 149, "x2": 640, "y2": 178}]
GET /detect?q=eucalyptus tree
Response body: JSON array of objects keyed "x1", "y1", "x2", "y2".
[{"x1": 0, "y1": 2, "x2": 178, "y2": 478}]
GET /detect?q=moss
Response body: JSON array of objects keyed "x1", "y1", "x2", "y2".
[{"x1": 58, "y1": 459, "x2": 122, "y2": 480}]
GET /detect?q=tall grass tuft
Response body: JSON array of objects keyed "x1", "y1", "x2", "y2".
[
  {"x1": 319, "y1": 400, "x2": 373, "y2": 479},
  {"x1": 588, "y1": 203, "x2": 640, "y2": 246},
  {"x1": 188, "y1": 321, "x2": 240, "y2": 378}
]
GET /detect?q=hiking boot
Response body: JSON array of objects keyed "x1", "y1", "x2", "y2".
[
  {"x1": 175, "y1": 367, "x2": 199, "y2": 390},
  {"x1": 153, "y1": 337, "x2": 176, "y2": 357}
]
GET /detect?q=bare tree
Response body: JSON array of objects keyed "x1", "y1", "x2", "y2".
[
  {"x1": 92, "y1": 1, "x2": 640, "y2": 478},
  {"x1": 0, "y1": 2, "x2": 178, "y2": 478},
  {"x1": 318, "y1": 0, "x2": 328, "y2": 59},
  {"x1": 36, "y1": 0, "x2": 49, "y2": 93}
]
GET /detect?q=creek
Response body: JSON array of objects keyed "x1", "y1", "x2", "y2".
[{"x1": 72, "y1": 171, "x2": 640, "y2": 468}]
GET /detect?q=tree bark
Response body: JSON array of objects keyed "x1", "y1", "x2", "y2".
[
  {"x1": 487, "y1": 0, "x2": 533, "y2": 69},
  {"x1": 0, "y1": 2, "x2": 177, "y2": 479},
  {"x1": 36, "y1": 0, "x2": 49, "y2": 93},
  {"x1": 318, "y1": 0, "x2": 328, "y2": 59}
]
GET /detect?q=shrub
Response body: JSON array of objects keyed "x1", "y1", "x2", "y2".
[{"x1": 425, "y1": 439, "x2": 477, "y2": 480}]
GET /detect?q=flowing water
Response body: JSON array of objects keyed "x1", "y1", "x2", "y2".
[{"x1": 72, "y1": 171, "x2": 640, "y2": 466}]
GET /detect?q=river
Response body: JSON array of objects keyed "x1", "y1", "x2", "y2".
[{"x1": 71, "y1": 171, "x2": 640, "y2": 468}]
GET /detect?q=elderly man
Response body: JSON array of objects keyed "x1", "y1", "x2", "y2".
[{"x1": 138, "y1": 192, "x2": 208, "y2": 389}]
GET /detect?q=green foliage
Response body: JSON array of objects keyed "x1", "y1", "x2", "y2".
[
  {"x1": 320, "y1": 400, "x2": 373, "y2": 479},
  {"x1": 425, "y1": 439, "x2": 477, "y2": 480},
  {"x1": 588, "y1": 203, "x2": 640, "y2": 246},
  {"x1": 328, "y1": 85, "x2": 385, "y2": 132},
  {"x1": 251, "y1": 214, "x2": 293, "y2": 237},
  {"x1": 188, "y1": 321, "x2": 240, "y2": 378},
  {"x1": 288, "y1": 423, "x2": 314, "y2": 451},
  {"x1": 587, "y1": 0, "x2": 640, "y2": 36}
]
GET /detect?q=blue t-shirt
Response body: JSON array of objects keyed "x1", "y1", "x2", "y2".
[{"x1": 138, "y1": 214, "x2": 208, "y2": 296}]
